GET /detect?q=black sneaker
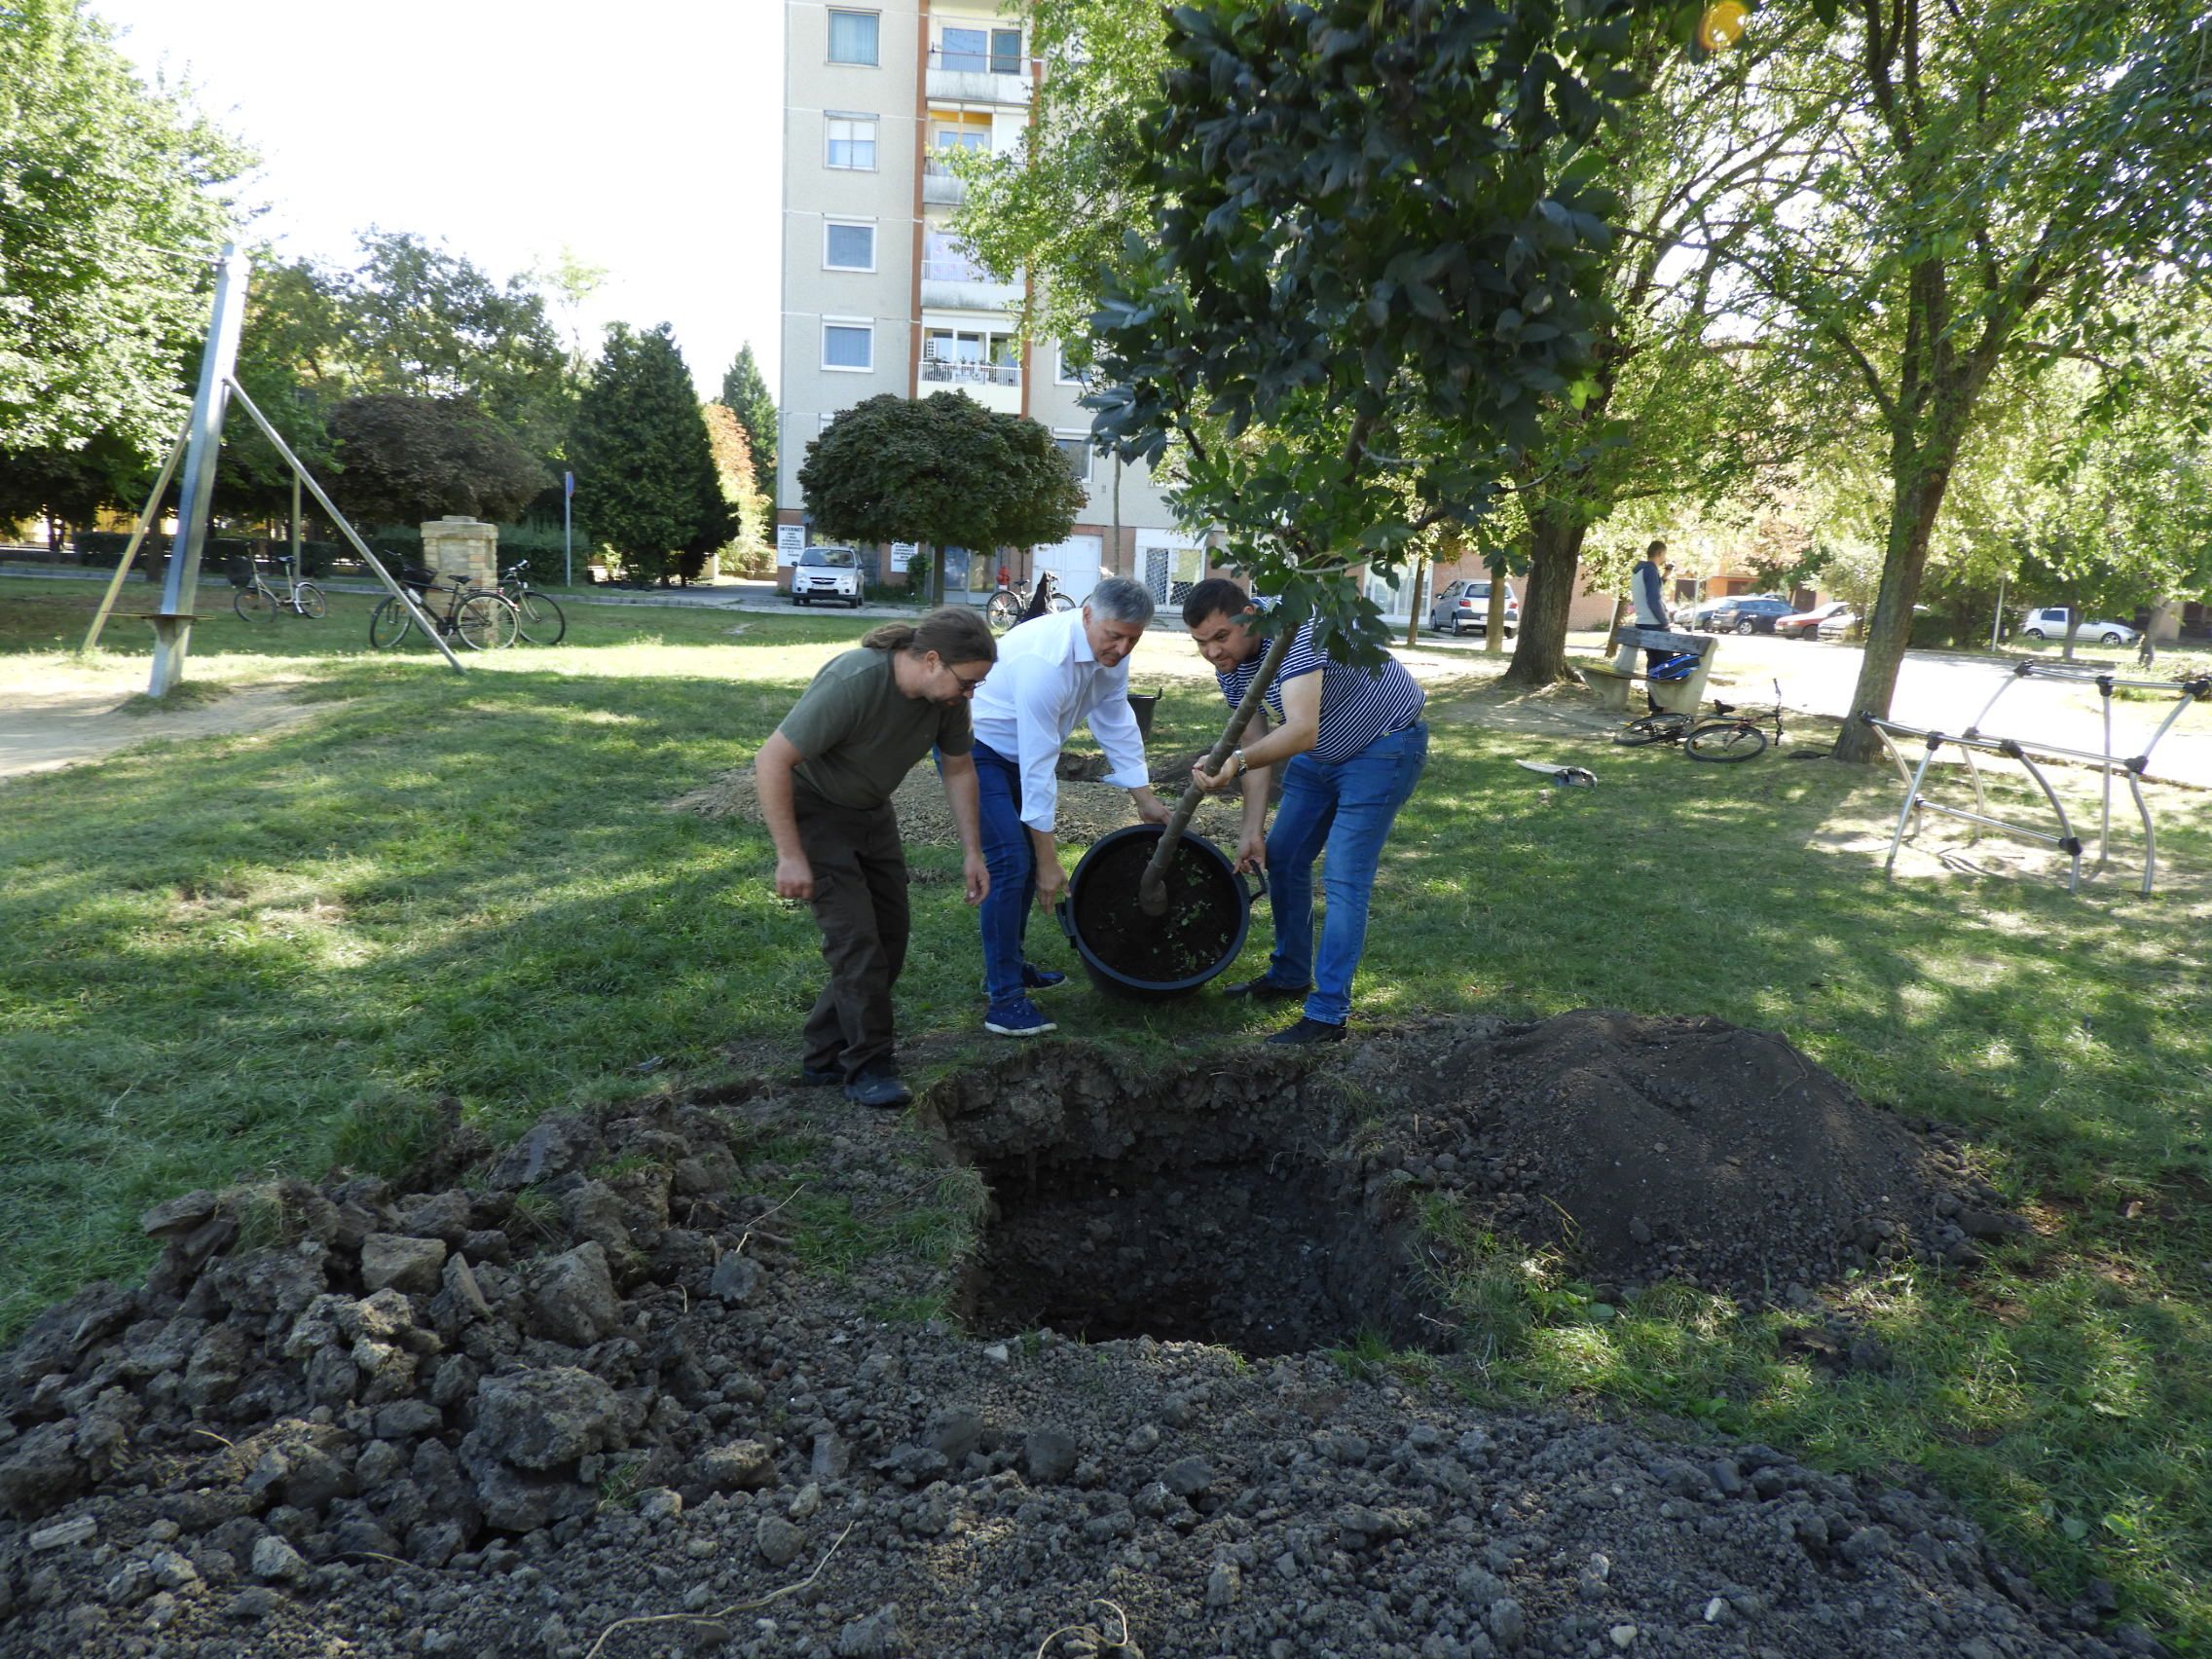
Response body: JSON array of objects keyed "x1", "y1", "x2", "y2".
[
  {"x1": 1265, "y1": 1016, "x2": 1347, "y2": 1047},
  {"x1": 1224, "y1": 977, "x2": 1311, "y2": 1002},
  {"x1": 797, "y1": 1066, "x2": 842, "y2": 1088},
  {"x1": 843, "y1": 1068, "x2": 912, "y2": 1109}
]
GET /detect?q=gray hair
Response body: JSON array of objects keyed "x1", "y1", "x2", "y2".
[{"x1": 1085, "y1": 575, "x2": 1156, "y2": 627}]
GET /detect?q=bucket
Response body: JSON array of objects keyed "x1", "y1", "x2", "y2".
[
  {"x1": 1057, "y1": 825, "x2": 1266, "y2": 1000},
  {"x1": 1127, "y1": 688, "x2": 1162, "y2": 742}
]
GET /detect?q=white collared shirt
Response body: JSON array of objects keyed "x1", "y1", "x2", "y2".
[{"x1": 970, "y1": 607, "x2": 1151, "y2": 832}]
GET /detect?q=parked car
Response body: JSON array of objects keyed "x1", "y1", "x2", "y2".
[
  {"x1": 1773, "y1": 600, "x2": 1853, "y2": 639},
  {"x1": 2020, "y1": 606, "x2": 2138, "y2": 645},
  {"x1": 1708, "y1": 596, "x2": 1797, "y2": 635},
  {"x1": 1427, "y1": 577, "x2": 1518, "y2": 638},
  {"x1": 1681, "y1": 592, "x2": 1782, "y2": 631},
  {"x1": 790, "y1": 545, "x2": 864, "y2": 608},
  {"x1": 1816, "y1": 609, "x2": 1861, "y2": 641}
]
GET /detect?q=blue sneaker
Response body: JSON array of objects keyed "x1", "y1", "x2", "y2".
[
  {"x1": 1023, "y1": 965, "x2": 1067, "y2": 990},
  {"x1": 983, "y1": 998, "x2": 1058, "y2": 1038}
]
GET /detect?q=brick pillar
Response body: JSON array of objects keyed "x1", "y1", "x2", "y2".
[{"x1": 421, "y1": 517, "x2": 498, "y2": 592}]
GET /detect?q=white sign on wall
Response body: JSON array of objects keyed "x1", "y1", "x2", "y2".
[
  {"x1": 775, "y1": 525, "x2": 806, "y2": 568},
  {"x1": 889, "y1": 542, "x2": 918, "y2": 573}
]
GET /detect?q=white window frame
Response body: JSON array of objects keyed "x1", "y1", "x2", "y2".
[
  {"x1": 821, "y1": 220, "x2": 877, "y2": 273},
  {"x1": 826, "y1": 8, "x2": 881, "y2": 66},
  {"x1": 1052, "y1": 429, "x2": 1093, "y2": 484},
  {"x1": 824, "y1": 114, "x2": 878, "y2": 171},
  {"x1": 821, "y1": 317, "x2": 874, "y2": 374},
  {"x1": 1054, "y1": 343, "x2": 1087, "y2": 387}
]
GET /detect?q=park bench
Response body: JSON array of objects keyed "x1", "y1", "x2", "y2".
[{"x1": 1581, "y1": 627, "x2": 1718, "y2": 715}]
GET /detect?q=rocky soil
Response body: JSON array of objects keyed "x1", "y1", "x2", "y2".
[{"x1": 0, "y1": 1017, "x2": 2154, "y2": 1659}]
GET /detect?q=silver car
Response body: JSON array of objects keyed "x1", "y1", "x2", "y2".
[
  {"x1": 2020, "y1": 607, "x2": 2137, "y2": 645},
  {"x1": 791, "y1": 545, "x2": 865, "y2": 608},
  {"x1": 1427, "y1": 577, "x2": 1518, "y2": 637}
]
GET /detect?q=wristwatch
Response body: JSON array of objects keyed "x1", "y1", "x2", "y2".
[{"x1": 1231, "y1": 748, "x2": 1247, "y2": 777}]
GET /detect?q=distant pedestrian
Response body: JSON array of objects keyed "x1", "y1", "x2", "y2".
[
  {"x1": 1633, "y1": 539, "x2": 1673, "y2": 712},
  {"x1": 754, "y1": 608, "x2": 998, "y2": 1107}
]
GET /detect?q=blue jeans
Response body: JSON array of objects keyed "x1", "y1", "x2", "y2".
[
  {"x1": 1263, "y1": 722, "x2": 1428, "y2": 1026},
  {"x1": 969, "y1": 741, "x2": 1040, "y2": 1008}
]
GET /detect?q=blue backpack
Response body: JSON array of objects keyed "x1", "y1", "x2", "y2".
[{"x1": 1648, "y1": 651, "x2": 1699, "y2": 682}]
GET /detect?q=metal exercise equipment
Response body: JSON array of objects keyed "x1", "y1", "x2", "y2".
[
  {"x1": 1861, "y1": 662, "x2": 2212, "y2": 896},
  {"x1": 83, "y1": 244, "x2": 461, "y2": 688}
]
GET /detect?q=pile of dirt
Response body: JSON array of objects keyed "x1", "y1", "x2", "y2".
[{"x1": 0, "y1": 1017, "x2": 2141, "y2": 1659}]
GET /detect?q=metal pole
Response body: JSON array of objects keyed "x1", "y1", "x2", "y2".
[
  {"x1": 564, "y1": 470, "x2": 573, "y2": 588},
  {"x1": 290, "y1": 473, "x2": 302, "y2": 585},
  {"x1": 82, "y1": 429, "x2": 188, "y2": 653},
  {"x1": 225, "y1": 379, "x2": 462, "y2": 673},
  {"x1": 149, "y1": 244, "x2": 251, "y2": 697},
  {"x1": 1990, "y1": 574, "x2": 2006, "y2": 652}
]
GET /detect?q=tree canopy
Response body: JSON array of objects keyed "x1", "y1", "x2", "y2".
[
  {"x1": 571, "y1": 323, "x2": 730, "y2": 584},
  {"x1": 0, "y1": 0, "x2": 250, "y2": 453},
  {"x1": 798, "y1": 391, "x2": 1083, "y2": 571},
  {"x1": 719, "y1": 345, "x2": 778, "y2": 503},
  {"x1": 325, "y1": 394, "x2": 548, "y2": 528}
]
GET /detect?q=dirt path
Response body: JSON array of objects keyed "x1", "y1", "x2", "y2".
[{"x1": 0, "y1": 663, "x2": 317, "y2": 783}]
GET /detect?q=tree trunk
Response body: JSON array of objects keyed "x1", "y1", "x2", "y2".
[
  {"x1": 1501, "y1": 509, "x2": 1587, "y2": 686},
  {"x1": 1483, "y1": 550, "x2": 1506, "y2": 655},
  {"x1": 1139, "y1": 628, "x2": 1295, "y2": 915},
  {"x1": 1832, "y1": 444, "x2": 1955, "y2": 762}
]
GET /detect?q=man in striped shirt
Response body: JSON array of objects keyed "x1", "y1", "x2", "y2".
[{"x1": 1182, "y1": 577, "x2": 1429, "y2": 1045}]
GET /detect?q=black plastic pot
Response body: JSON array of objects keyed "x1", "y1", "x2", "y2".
[{"x1": 1057, "y1": 824, "x2": 1267, "y2": 1000}]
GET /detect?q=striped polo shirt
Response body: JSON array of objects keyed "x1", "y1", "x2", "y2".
[{"x1": 1215, "y1": 620, "x2": 1425, "y2": 765}]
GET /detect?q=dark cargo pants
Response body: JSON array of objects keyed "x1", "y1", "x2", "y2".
[{"x1": 794, "y1": 788, "x2": 909, "y2": 1081}]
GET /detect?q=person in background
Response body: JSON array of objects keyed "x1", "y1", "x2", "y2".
[
  {"x1": 1633, "y1": 539, "x2": 1673, "y2": 713},
  {"x1": 754, "y1": 608, "x2": 997, "y2": 1108},
  {"x1": 967, "y1": 576, "x2": 1172, "y2": 1037},
  {"x1": 1182, "y1": 578, "x2": 1428, "y2": 1046}
]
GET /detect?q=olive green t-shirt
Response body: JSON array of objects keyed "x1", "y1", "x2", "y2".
[{"x1": 777, "y1": 647, "x2": 973, "y2": 810}]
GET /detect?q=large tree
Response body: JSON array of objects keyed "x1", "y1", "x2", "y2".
[
  {"x1": 571, "y1": 324, "x2": 731, "y2": 585},
  {"x1": 1724, "y1": 0, "x2": 2212, "y2": 760},
  {"x1": 798, "y1": 392, "x2": 1082, "y2": 591},
  {"x1": 326, "y1": 394, "x2": 548, "y2": 528},
  {"x1": 719, "y1": 345, "x2": 778, "y2": 503},
  {"x1": 0, "y1": 0, "x2": 252, "y2": 456}
]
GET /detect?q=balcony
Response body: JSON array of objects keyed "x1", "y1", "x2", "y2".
[
  {"x1": 920, "y1": 356, "x2": 1020, "y2": 413},
  {"x1": 920, "y1": 258, "x2": 1021, "y2": 312},
  {"x1": 925, "y1": 47, "x2": 1029, "y2": 106},
  {"x1": 922, "y1": 155, "x2": 966, "y2": 206}
]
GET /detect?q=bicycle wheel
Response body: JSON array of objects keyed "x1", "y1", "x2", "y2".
[
  {"x1": 295, "y1": 583, "x2": 327, "y2": 619},
  {"x1": 369, "y1": 597, "x2": 415, "y2": 649},
  {"x1": 234, "y1": 585, "x2": 272, "y2": 622},
  {"x1": 514, "y1": 590, "x2": 566, "y2": 645},
  {"x1": 1048, "y1": 593, "x2": 1076, "y2": 613},
  {"x1": 455, "y1": 593, "x2": 518, "y2": 650},
  {"x1": 1685, "y1": 721, "x2": 1768, "y2": 763},
  {"x1": 985, "y1": 590, "x2": 1021, "y2": 633},
  {"x1": 1613, "y1": 713, "x2": 1688, "y2": 747}
]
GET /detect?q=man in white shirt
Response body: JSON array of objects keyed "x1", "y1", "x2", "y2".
[{"x1": 967, "y1": 575, "x2": 1172, "y2": 1036}]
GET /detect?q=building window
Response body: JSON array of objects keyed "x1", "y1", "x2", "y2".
[
  {"x1": 825, "y1": 115, "x2": 877, "y2": 170},
  {"x1": 822, "y1": 320, "x2": 873, "y2": 372},
  {"x1": 921, "y1": 327, "x2": 1018, "y2": 387},
  {"x1": 1054, "y1": 343, "x2": 1088, "y2": 387},
  {"x1": 939, "y1": 24, "x2": 1021, "y2": 73},
  {"x1": 827, "y1": 10, "x2": 880, "y2": 65},
  {"x1": 1053, "y1": 433, "x2": 1092, "y2": 483},
  {"x1": 823, "y1": 222, "x2": 875, "y2": 272}
]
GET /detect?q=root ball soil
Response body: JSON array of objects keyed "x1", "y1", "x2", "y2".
[
  {"x1": 0, "y1": 1015, "x2": 2121, "y2": 1659},
  {"x1": 1065, "y1": 830, "x2": 1246, "y2": 987}
]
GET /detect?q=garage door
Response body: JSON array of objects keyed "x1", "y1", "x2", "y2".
[{"x1": 1032, "y1": 535, "x2": 1103, "y2": 604}]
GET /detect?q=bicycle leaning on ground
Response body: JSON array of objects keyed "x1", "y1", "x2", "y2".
[
  {"x1": 492, "y1": 559, "x2": 567, "y2": 645},
  {"x1": 984, "y1": 569, "x2": 1075, "y2": 633},
  {"x1": 1614, "y1": 678, "x2": 1787, "y2": 762},
  {"x1": 231, "y1": 557, "x2": 326, "y2": 621},
  {"x1": 368, "y1": 566, "x2": 518, "y2": 651}
]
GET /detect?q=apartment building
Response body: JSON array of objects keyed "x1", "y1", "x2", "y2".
[{"x1": 777, "y1": 0, "x2": 1208, "y2": 608}]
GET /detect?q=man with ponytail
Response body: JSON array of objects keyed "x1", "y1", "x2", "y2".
[{"x1": 755, "y1": 608, "x2": 998, "y2": 1107}]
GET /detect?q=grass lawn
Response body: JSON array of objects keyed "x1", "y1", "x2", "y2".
[{"x1": 4, "y1": 575, "x2": 2211, "y2": 1643}]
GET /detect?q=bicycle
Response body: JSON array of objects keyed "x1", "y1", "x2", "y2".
[
  {"x1": 1612, "y1": 679, "x2": 1786, "y2": 762},
  {"x1": 985, "y1": 569, "x2": 1076, "y2": 633},
  {"x1": 368, "y1": 566, "x2": 518, "y2": 651},
  {"x1": 494, "y1": 560, "x2": 567, "y2": 645},
  {"x1": 231, "y1": 557, "x2": 326, "y2": 622}
]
